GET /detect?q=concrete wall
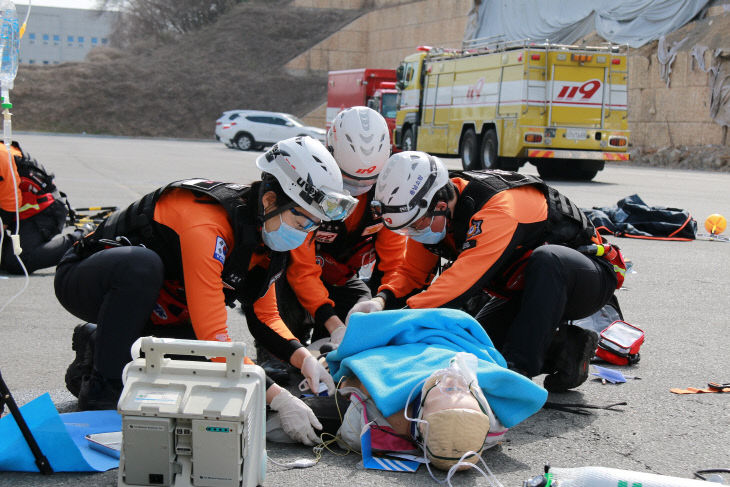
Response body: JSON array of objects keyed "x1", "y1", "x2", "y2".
[
  {"x1": 290, "y1": 0, "x2": 471, "y2": 128},
  {"x1": 628, "y1": 49, "x2": 725, "y2": 148},
  {"x1": 293, "y1": 0, "x2": 419, "y2": 9}
]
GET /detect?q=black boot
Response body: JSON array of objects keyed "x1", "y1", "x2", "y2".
[
  {"x1": 543, "y1": 325, "x2": 598, "y2": 392},
  {"x1": 65, "y1": 323, "x2": 97, "y2": 398},
  {"x1": 78, "y1": 369, "x2": 123, "y2": 411}
]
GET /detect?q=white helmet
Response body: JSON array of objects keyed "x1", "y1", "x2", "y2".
[
  {"x1": 327, "y1": 106, "x2": 390, "y2": 182},
  {"x1": 256, "y1": 136, "x2": 358, "y2": 221},
  {"x1": 373, "y1": 151, "x2": 450, "y2": 230}
]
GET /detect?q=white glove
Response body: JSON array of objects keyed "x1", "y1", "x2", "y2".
[
  {"x1": 301, "y1": 354, "x2": 336, "y2": 396},
  {"x1": 345, "y1": 298, "x2": 384, "y2": 325},
  {"x1": 330, "y1": 325, "x2": 346, "y2": 346},
  {"x1": 269, "y1": 388, "x2": 322, "y2": 446}
]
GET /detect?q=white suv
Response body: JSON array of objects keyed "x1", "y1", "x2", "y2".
[{"x1": 215, "y1": 110, "x2": 326, "y2": 151}]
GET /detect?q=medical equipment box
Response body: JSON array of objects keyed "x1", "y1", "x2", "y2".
[{"x1": 117, "y1": 337, "x2": 266, "y2": 487}]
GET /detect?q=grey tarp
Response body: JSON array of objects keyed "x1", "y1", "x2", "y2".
[{"x1": 468, "y1": 0, "x2": 710, "y2": 48}]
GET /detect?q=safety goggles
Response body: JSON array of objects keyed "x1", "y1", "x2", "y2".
[
  {"x1": 290, "y1": 207, "x2": 320, "y2": 232},
  {"x1": 316, "y1": 188, "x2": 359, "y2": 221},
  {"x1": 391, "y1": 209, "x2": 448, "y2": 237},
  {"x1": 370, "y1": 157, "x2": 440, "y2": 230},
  {"x1": 264, "y1": 144, "x2": 358, "y2": 221}
]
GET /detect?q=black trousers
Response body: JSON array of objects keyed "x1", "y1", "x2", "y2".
[
  {"x1": 1, "y1": 212, "x2": 79, "y2": 274},
  {"x1": 475, "y1": 244, "x2": 617, "y2": 377},
  {"x1": 275, "y1": 274, "x2": 372, "y2": 344},
  {"x1": 55, "y1": 246, "x2": 168, "y2": 380}
]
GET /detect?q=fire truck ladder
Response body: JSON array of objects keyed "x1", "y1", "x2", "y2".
[
  {"x1": 462, "y1": 34, "x2": 506, "y2": 53},
  {"x1": 525, "y1": 43, "x2": 549, "y2": 115},
  {"x1": 605, "y1": 45, "x2": 629, "y2": 122}
]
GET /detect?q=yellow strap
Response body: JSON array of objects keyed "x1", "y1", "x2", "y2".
[{"x1": 18, "y1": 203, "x2": 40, "y2": 212}]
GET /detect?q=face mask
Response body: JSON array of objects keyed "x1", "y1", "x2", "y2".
[
  {"x1": 343, "y1": 180, "x2": 373, "y2": 197},
  {"x1": 404, "y1": 360, "x2": 500, "y2": 484},
  {"x1": 262, "y1": 214, "x2": 308, "y2": 251},
  {"x1": 410, "y1": 225, "x2": 447, "y2": 245}
]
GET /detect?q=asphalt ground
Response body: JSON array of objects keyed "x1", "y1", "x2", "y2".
[{"x1": 1, "y1": 133, "x2": 729, "y2": 487}]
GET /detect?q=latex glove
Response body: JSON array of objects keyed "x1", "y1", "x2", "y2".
[
  {"x1": 269, "y1": 388, "x2": 322, "y2": 445},
  {"x1": 330, "y1": 325, "x2": 346, "y2": 346},
  {"x1": 345, "y1": 298, "x2": 384, "y2": 325},
  {"x1": 301, "y1": 354, "x2": 336, "y2": 396}
]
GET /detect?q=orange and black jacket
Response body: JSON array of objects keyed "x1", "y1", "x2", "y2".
[
  {"x1": 376, "y1": 170, "x2": 598, "y2": 310},
  {"x1": 0, "y1": 143, "x2": 25, "y2": 225},
  {"x1": 1, "y1": 142, "x2": 63, "y2": 231},
  {"x1": 287, "y1": 188, "x2": 405, "y2": 325},
  {"x1": 75, "y1": 179, "x2": 302, "y2": 364}
]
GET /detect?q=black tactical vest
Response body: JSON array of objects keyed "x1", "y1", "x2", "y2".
[
  {"x1": 425, "y1": 170, "x2": 595, "y2": 261},
  {"x1": 84, "y1": 179, "x2": 286, "y2": 306},
  {"x1": 313, "y1": 187, "x2": 382, "y2": 262}
]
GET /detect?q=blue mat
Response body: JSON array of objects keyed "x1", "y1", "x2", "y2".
[{"x1": 0, "y1": 393, "x2": 120, "y2": 472}]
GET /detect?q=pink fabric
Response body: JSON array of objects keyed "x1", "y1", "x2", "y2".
[{"x1": 352, "y1": 393, "x2": 417, "y2": 452}]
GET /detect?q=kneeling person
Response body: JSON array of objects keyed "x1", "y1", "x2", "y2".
[
  {"x1": 0, "y1": 141, "x2": 87, "y2": 274},
  {"x1": 55, "y1": 136, "x2": 356, "y2": 445},
  {"x1": 352, "y1": 152, "x2": 625, "y2": 391},
  {"x1": 273, "y1": 107, "x2": 405, "y2": 349}
]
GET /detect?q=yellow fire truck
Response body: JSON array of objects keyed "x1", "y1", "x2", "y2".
[{"x1": 394, "y1": 39, "x2": 629, "y2": 180}]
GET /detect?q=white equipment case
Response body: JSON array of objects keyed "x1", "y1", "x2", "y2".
[{"x1": 117, "y1": 337, "x2": 267, "y2": 487}]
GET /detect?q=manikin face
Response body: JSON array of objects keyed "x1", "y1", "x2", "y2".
[{"x1": 420, "y1": 371, "x2": 482, "y2": 419}]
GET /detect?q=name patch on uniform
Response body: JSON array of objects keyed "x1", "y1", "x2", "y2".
[
  {"x1": 467, "y1": 219, "x2": 483, "y2": 239},
  {"x1": 213, "y1": 236, "x2": 228, "y2": 265},
  {"x1": 361, "y1": 223, "x2": 383, "y2": 236},
  {"x1": 462, "y1": 239, "x2": 477, "y2": 250},
  {"x1": 315, "y1": 231, "x2": 338, "y2": 244}
]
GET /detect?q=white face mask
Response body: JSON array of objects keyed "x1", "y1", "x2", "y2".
[{"x1": 342, "y1": 180, "x2": 373, "y2": 197}]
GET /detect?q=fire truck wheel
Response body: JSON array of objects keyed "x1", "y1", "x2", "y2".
[
  {"x1": 402, "y1": 127, "x2": 416, "y2": 151},
  {"x1": 460, "y1": 128, "x2": 481, "y2": 170},
  {"x1": 536, "y1": 160, "x2": 563, "y2": 180},
  {"x1": 481, "y1": 129, "x2": 499, "y2": 169},
  {"x1": 235, "y1": 133, "x2": 255, "y2": 151},
  {"x1": 575, "y1": 168, "x2": 599, "y2": 181}
]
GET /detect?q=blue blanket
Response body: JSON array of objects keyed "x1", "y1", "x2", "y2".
[
  {"x1": 327, "y1": 308, "x2": 547, "y2": 428},
  {"x1": 0, "y1": 393, "x2": 120, "y2": 472}
]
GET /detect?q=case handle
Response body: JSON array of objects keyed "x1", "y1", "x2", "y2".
[{"x1": 136, "y1": 336, "x2": 246, "y2": 377}]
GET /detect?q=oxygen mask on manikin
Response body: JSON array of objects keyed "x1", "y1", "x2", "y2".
[{"x1": 407, "y1": 353, "x2": 492, "y2": 471}]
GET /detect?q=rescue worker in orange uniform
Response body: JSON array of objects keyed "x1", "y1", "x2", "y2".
[
  {"x1": 1, "y1": 141, "x2": 85, "y2": 274},
  {"x1": 54, "y1": 136, "x2": 357, "y2": 445},
  {"x1": 272, "y1": 107, "x2": 405, "y2": 351},
  {"x1": 350, "y1": 152, "x2": 625, "y2": 392}
]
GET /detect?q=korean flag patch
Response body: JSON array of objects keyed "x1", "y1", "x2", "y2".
[{"x1": 213, "y1": 236, "x2": 228, "y2": 265}]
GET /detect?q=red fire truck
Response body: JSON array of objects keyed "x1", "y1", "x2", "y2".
[{"x1": 326, "y1": 68, "x2": 398, "y2": 147}]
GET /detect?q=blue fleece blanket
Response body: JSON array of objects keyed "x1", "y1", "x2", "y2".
[
  {"x1": 327, "y1": 308, "x2": 547, "y2": 428},
  {"x1": 0, "y1": 393, "x2": 120, "y2": 472}
]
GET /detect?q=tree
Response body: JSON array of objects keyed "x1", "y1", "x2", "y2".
[{"x1": 97, "y1": 0, "x2": 244, "y2": 46}]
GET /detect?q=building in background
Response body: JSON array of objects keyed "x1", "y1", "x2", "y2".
[{"x1": 16, "y1": 5, "x2": 116, "y2": 65}]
